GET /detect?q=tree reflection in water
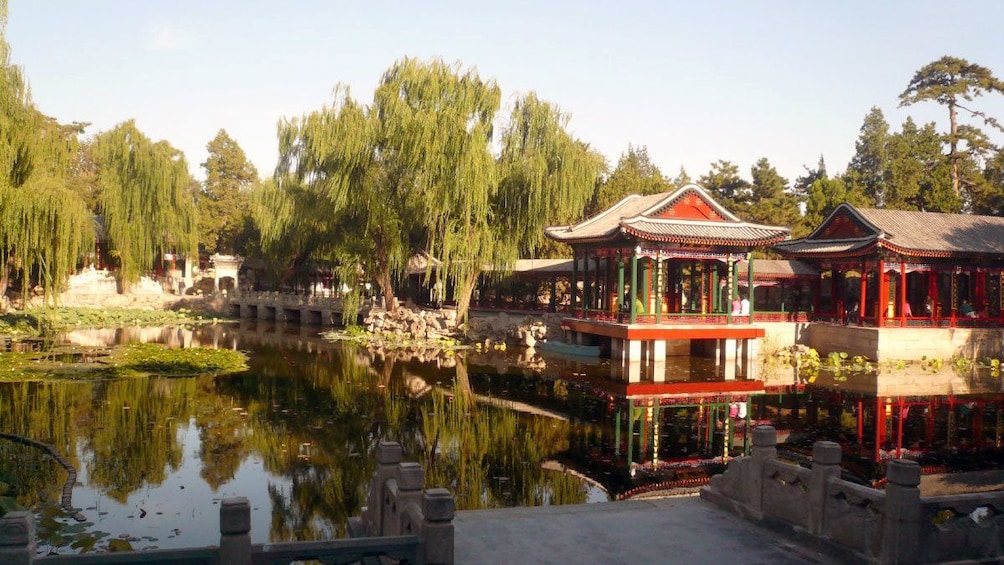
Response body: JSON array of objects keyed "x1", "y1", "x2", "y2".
[
  {"x1": 6, "y1": 322, "x2": 1004, "y2": 554},
  {"x1": 0, "y1": 323, "x2": 591, "y2": 553}
]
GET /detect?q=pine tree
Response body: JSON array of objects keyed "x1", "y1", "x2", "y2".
[
  {"x1": 900, "y1": 56, "x2": 1004, "y2": 199},
  {"x1": 199, "y1": 130, "x2": 258, "y2": 254}
]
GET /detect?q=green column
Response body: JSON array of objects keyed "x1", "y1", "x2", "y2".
[
  {"x1": 582, "y1": 251, "x2": 590, "y2": 316},
  {"x1": 747, "y1": 253, "x2": 755, "y2": 322},
  {"x1": 711, "y1": 264, "x2": 719, "y2": 313},
  {"x1": 571, "y1": 249, "x2": 578, "y2": 312},
  {"x1": 627, "y1": 404, "x2": 635, "y2": 466},
  {"x1": 617, "y1": 254, "x2": 625, "y2": 317},
  {"x1": 630, "y1": 248, "x2": 639, "y2": 324},
  {"x1": 641, "y1": 258, "x2": 649, "y2": 315},
  {"x1": 655, "y1": 255, "x2": 662, "y2": 323}
]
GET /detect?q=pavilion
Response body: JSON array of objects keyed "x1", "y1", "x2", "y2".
[
  {"x1": 544, "y1": 184, "x2": 790, "y2": 381},
  {"x1": 773, "y1": 203, "x2": 1004, "y2": 328}
]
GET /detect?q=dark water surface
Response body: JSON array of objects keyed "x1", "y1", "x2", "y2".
[{"x1": 3, "y1": 321, "x2": 1004, "y2": 554}]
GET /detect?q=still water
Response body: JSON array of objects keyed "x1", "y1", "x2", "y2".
[{"x1": 3, "y1": 321, "x2": 1004, "y2": 554}]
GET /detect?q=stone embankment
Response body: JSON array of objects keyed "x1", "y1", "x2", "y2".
[{"x1": 363, "y1": 307, "x2": 562, "y2": 347}]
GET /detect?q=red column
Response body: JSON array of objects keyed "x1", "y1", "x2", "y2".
[
  {"x1": 928, "y1": 270, "x2": 938, "y2": 324},
  {"x1": 859, "y1": 261, "x2": 868, "y2": 327},
  {"x1": 976, "y1": 270, "x2": 987, "y2": 317},
  {"x1": 896, "y1": 397, "x2": 904, "y2": 459},
  {"x1": 900, "y1": 262, "x2": 907, "y2": 327},
  {"x1": 877, "y1": 259, "x2": 886, "y2": 327},
  {"x1": 875, "y1": 396, "x2": 886, "y2": 462}
]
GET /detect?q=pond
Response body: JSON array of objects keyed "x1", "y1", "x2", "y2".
[{"x1": 3, "y1": 321, "x2": 1004, "y2": 554}]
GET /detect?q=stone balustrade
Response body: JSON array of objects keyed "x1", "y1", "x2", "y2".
[
  {"x1": 1, "y1": 441, "x2": 454, "y2": 565},
  {"x1": 702, "y1": 425, "x2": 1004, "y2": 564}
]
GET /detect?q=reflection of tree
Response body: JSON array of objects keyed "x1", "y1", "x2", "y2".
[
  {"x1": 192, "y1": 374, "x2": 250, "y2": 490},
  {"x1": 213, "y1": 342, "x2": 412, "y2": 541},
  {"x1": 84, "y1": 378, "x2": 192, "y2": 502},
  {"x1": 419, "y1": 354, "x2": 588, "y2": 510},
  {"x1": 0, "y1": 382, "x2": 92, "y2": 509}
]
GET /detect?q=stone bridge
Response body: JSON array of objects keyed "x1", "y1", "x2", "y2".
[{"x1": 227, "y1": 291, "x2": 375, "y2": 326}]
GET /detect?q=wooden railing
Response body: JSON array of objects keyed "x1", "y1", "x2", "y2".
[{"x1": 2, "y1": 441, "x2": 453, "y2": 565}]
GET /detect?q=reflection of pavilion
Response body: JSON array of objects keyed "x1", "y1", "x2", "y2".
[
  {"x1": 545, "y1": 185, "x2": 790, "y2": 383},
  {"x1": 804, "y1": 366, "x2": 1004, "y2": 464}
]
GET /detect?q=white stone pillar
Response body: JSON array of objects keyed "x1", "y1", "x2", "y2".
[
  {"x1": 724, "y1": 339, "x2": 737, "y2": 380},
  {"x1": 626, "y1": 360, "x2": 642, "y2": 383},
  {"x1": 627, "y1": 339, "x2": 642, "y2": 364}
]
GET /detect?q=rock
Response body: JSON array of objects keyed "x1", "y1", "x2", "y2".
[{"x1": 523, "y1": 332, "x2": 537, "y2": 348}]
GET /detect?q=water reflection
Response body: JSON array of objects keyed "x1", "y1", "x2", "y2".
[{"x1": 2, "y1": 321, "x2": 1004, "y2": 554}]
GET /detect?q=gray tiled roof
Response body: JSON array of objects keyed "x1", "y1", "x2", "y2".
[
  {"x1": 622, "y1": 218, "x2": 788, "y2": 245},
  {"x1": 773, "y1": 238, "x2": 874, "y2": 255},
  {"x1": 856, "y1": 207, "x2": 1004, "y2": 254},
  {"x1": 545, "y1": 184, "x2": 789, "y2": 246},
  {"x1": 775, "y1": 204, "x2": 1004, "y2": 257},
  {"x1": 737, "y1": 259, "x2": 819, "y2": 277}
]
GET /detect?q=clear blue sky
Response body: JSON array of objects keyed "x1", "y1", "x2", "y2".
[{"x1": 8, "y1": 1, "x2": 1004, "y2": 184}]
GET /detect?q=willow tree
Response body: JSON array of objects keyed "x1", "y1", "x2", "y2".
[
  {"x1": 457, "y1": 93, "x2": 603, "y2": 320},
  {"x1": 373, "y1": 59, "x2": 501, "y2": 319},
  {"x1": 94, "y1": 121, "x2": 197, "y2": 292},
  {"x1": 263, "y1": 59, "x2": 600, "y2": 321},
  {"x1": 260, "y1": 87, "x2": 407, "y2": 313},
  {"x1": 0, "y1": 0, "x2": 94, "y2": 302},
  {"x1": 900, "y1": 56, "x2": 1004, "y2": 199}
]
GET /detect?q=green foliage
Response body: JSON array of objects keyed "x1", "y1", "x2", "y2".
[
  {"x1": 588, "y1": 145, "x2": 669, "y2": 215},
  {"x1": 0, "y1": 6, "x2": 95, "y2": 300},
  {"x1": 0, "y1": 342, "x2": 248, "y2": 380},
  {"x1": 900, "y1": 56, "x2": 1004, "y2": 202},
  {"x1": 747, "y1": 157, "x2": 800, "y2": 227},
  {"x1": 264, "y1": 58, "x2": 601, "y2": 320},
  {"x1": 845, "y1": 107, "x2": 889, "y2": 204},
  {"x1": 885, "y1": 118, "x2": 957, "y2": 212},
  {"x1": 110, "y1": 343, "x2": 248, "y2": 377},
  {"x1": 699, "y1": 160, "x2": 749, "y2": 215},
  {"x1": 198, "y1": 129, "x2": 259, "y2": 254},
  {"x1": 94, "y1": 121, "x2": 198, "y2": 290},
  {"x1": 0, "y1": 307, "x2": 207, "y2": 339}
]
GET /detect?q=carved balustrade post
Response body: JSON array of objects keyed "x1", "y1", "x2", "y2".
[
  {"x1": 748, "y1": 425, "x2": 778, "y2": 514},
  {"x1": 219, "y1": 497, "x2": 252, "y2": 565},
  {"x1": 0, "y1": 511, "x2": 34, "y2": 565},
  {"x1": 808, "y1": 440, "x2": 842, "y2": 535},
  {"x1": 364, "y1": 441, "x2": 403, "y2": 536},
  {"x1": 881, "y1": 459, "x2": 921, "y2": 564},
  {"x1": 383, "y1": 462, "x2": 425, "y2": 537},
  {"x1": 422, "y1": 488, "x2": 455, "y2": 565}
]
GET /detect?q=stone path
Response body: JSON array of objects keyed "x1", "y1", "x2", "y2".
[{"x1": 454, "y1": 496, "x2": 845, "y2": 564}]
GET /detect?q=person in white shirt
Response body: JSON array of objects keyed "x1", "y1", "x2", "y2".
[{"x1": 740, "y1": 295, "x2": 750, "y2": 315}]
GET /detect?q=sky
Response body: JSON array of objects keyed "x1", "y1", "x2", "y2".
[{"x1": 7, "y1": 1, "x2": 1004, "y2": 184}]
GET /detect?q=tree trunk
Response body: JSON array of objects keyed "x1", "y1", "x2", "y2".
[
  {"x1": 949, "y1": 99, "x2": 960, "y2": 197},
  {"x1": 454, "y1": 269, "x2": 481, "y2": 327},
  {"x1": 375, "y1": 264, "x2": 398, "y2": 312},
  {"x1": 453, "y1": 353, "x2": 476, "y2": 412}
]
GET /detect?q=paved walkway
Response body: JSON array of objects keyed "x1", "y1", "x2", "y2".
[{"x1": 454, "y1": 495, "x2": 843, "y2": 565}]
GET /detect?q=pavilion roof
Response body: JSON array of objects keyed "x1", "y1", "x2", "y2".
[
  {"x1": 545, "y1": 184, "x2": 790, "y2": 248},
  {"x1": 775, "y1": 204, "x2": 1004, "y2": 259},
  {"x1": 737, "y1": 259, "x2": 818, "y2": 279}
]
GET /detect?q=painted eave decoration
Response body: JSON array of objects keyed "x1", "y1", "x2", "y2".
[{"x1": 545, "y1": 184, "x2": 790, "y2": 246}]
